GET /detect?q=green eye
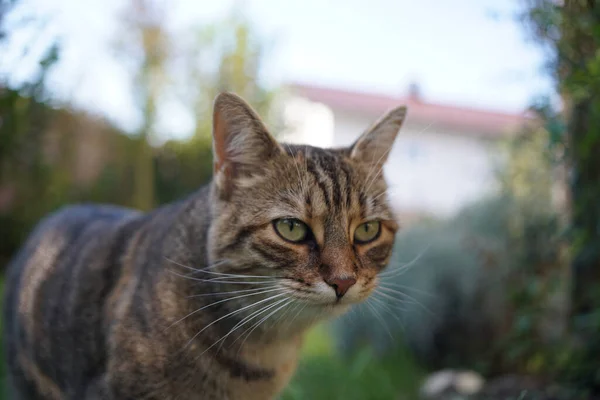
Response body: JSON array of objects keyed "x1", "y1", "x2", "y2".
[
  {"x1": 354, "y1": 221, "x2": 381, "y2": 244},
  {"x1": 274, "y1": 219, "x2": 309, "y2": 242}
]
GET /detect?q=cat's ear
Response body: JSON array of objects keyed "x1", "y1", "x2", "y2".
[
  {"x1": 349, "y1": 106, "x2": 407, "y2": 166},
  {"x1": 212, "y1": 92, "x2": 283, "y2": 192}
]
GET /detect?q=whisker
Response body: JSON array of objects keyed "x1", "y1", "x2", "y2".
[
  {"x1": 166, "y1": 269, "x2": 276, "y2": 285},
  {"x1": 376, "y1": 286, "x2": 436, "y2": 318},
  {"x1": 417, "y1": 121, "x2": 435, "y2": 136},
  {"x1": 167, "y1": 287, "x2": 286, "y2": 331},
  {"x1": 235, "y1": 298, "x2": 294, "y2": 351},
  {"x1": 379, "y1": 246, "x2": 431, "y2": 278},
  {"x1": 376, "y1": 286, "x2": 421, "y2": 305},
  {"x1": 165, "y1": 257, "x2": 229, "y2": 271},
  {"x1": 370, "y1": 293, "x2": 407, "y2": 333},
  {"x1": 273, "y1": 298, "x2": 296, "y2": 326},
  {"x1": 202, "y1": 297, "x2": 291, "y2": 356},
  {"x1": 369, "y1": 295, "x2": 406, "y2": 333},
  {"x1": 378, "y1": 282, "x2": 436, "y2": 298},
  {"x1": 365, "y1": 300, "x2": 394, "y2": 340},
  {"x1": 186, "y1": 286, "x2": 280, "y2": 299},
  {"x1": 180, "y1": 292, "x2": 291, "y2": 353},
  {"x1": 371, "y1": 190, "x2": 388, "y2": 203},
  {"x1": 165, "y1": 257, "x2": 276, "y2": 280},
  {"x1": 364, "y1": 166, "x2": 385, "y2": 196},
  {"x1": 371, "y1": 291, "x2": 410, "y2": 313},
  {"x1": 282, "y1": 301, "x2": 306, "y2": 331},
  {"x1": 195, "y1": 277, "x2": 278, "y2": 285}
]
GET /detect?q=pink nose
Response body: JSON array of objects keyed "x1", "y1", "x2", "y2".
[{"x1": 326, "y1": 277, "x2": 357, "y2": 298}]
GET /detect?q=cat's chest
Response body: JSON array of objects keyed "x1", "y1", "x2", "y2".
[{"x1": 224, "y1": 337, "x2": 303, "y2": 400}]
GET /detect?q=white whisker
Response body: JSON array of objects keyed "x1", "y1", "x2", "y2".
[
  {"x1": 371, "y1": 291, "x2": 409, "y2": 313},
  {"x1": 165, "y1": 257, "x2": 275, "y2": 280},
  {"x1": 371, "y1": 190, "x2": 388, "y2": 203},
  {"x1": 369, "y1": 294, "x2": 406, "y2": 333},
  {"x1": 180, "y1": 291, "x2": 291, "y2": 353},
  {"x1": 376, "y1": 286, "x2": 436, "y2": 318},
  {"x1": 378, "y1": 282, "x2": 436, "y2": 298},
  {"x1": 282, "y1": 300, "x2": 306, "y2": 331},
  {"x1": 235, "y1": 299, "x2": 294, "y2": 351},
  {"x1": 167, "y1": 287, "x2": 286, "y2": 331},
  {"x1": 166, "y1": 269, "x2": 276, "y2": 285},
  {"x1": 201, "y1": 297, "x2": 291, "y2": 356},
  {"x1": 186, "y1": 286, "x2": 280, "y2": 299},
  {"x1": 365, "y1": 300, "x2": 394, "y2": 340},
  {"x1": 379, "y1": 246, "x2": 431, "y2": 278}
]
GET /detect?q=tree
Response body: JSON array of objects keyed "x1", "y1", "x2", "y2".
[
  {"x1": 155, "y1": 12, "x2": 279, "y2": 204},
  {"x1": 116, "y1": 0, "x2": 170, "y2": 211},
  {"x1": 525, "y1": 0, "x2": 600, "y2": 391}
]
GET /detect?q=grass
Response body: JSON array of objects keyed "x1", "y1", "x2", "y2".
[{"x1": 281, "y1": 324, "x2": 425, "y2": 400}]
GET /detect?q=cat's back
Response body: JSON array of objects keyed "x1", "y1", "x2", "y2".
[
  {"x1": 3, "y1": 203, "x2": 143, "y2": 398},
  {"x1": 4, "y1": 203, "x2": 141, "y2": 297}
]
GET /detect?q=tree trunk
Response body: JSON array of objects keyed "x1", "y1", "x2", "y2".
[{"x1": 131, "y1": 134, "x2": 154, "y2": 211}]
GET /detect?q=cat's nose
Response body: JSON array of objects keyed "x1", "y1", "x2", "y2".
[{"x1": 326, "y1": 277, "x2": 357, "y2": 298}]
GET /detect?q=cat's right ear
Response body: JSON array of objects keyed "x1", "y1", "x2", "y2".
[{"x1": 212, "y1": 92, "x2": 283, "y2": 196}]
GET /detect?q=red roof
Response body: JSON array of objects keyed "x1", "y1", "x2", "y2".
[{"x1": 288, "y1": 82, "x2": 529, "y2": 137}]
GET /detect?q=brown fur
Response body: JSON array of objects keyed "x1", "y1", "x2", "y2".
[{"x1": 3, "y1": 92, "x2": 407, "y2": 399}]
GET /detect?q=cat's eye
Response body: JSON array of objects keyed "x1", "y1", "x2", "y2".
[
  {"x1": 354, "y1": 221, "x2": 381, "y2": 244},
  {"x1": 274, "y1": 218, "x2": 309, "y2": 242}
]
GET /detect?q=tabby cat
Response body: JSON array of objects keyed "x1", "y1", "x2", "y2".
[{"x1": 3, "y1": 92, "x2": 407, "y2": 400}]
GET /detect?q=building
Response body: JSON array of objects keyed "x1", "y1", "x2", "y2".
[{"x1": 282, "y1": 82, "x2": 529, "y2": 220}]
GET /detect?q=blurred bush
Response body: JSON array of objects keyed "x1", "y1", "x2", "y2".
[
  {"x1": 333, "y1": 118, "x2": 570, "y2": 382},
  {"x1": 0, "y1": 5, "x2": 280, "y2": 268}
]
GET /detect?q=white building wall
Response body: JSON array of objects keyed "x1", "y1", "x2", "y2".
[
  {"x1": 280, "y1": 96, "x2": 335, "y2": 147},
  {"x1": 284, "y1": 99, "x2": 501, "y2": 218}
]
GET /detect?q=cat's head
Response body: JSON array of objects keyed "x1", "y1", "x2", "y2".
[{"x1": 207, "y1": 92, "x2": 405, "y2": 315}]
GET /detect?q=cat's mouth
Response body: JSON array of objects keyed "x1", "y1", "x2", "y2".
[
  {"x1": 287, "y1": 286, "x2": 367, "y2": 308},
  {"x1": 278, "y1": 277, "x2": 374, "y2": 311}
]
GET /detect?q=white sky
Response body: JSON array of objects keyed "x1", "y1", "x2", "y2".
[{"x1": 0, "y1": 0, "x2": 554, "y2": 136}]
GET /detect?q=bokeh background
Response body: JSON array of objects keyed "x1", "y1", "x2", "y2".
[{"x1": 1, "y1": 0, "x2": 599, "y2": 399}]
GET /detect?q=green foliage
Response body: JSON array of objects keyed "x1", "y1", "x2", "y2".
[
  {"x1": 333, "y1": 124, "x2": 568, "y2": 381},
  {"x1": 336, "y1": 192, "x2": 567, "y2": 377},
  {"x1": 281, "y1": 324, "x2": 425, "y2": 400},
  {"x1": 525, "y1": 0, "x2": 600, "y2": 392},
  {"x1": 0, "y1": 6, "x2": 279, "y2": 262},
  {"x1": 154, "y1": 135, "x2": 214, "y2": 204},
  {"x1": 155, "y1": 13, "x2": 278, "y2": 204},
  {"x1": 0, "y1": 44, "x2": 63, "y2": 268}
]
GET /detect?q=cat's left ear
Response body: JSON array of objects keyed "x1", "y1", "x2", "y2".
[
  {"x1": 212, "y1": 92, "x2": 283, "y2": 194},
  {"x1": 349, "y1": 106, "x2": 407, "y2": 166}
]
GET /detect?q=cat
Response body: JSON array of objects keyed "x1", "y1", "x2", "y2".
[{"x1": 3, "y1": 92, "x2": 407, "y2": 400}]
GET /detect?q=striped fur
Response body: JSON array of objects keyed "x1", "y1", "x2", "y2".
[{"x1": 3, "y1": 93, "x2": 406, "y2": 400}]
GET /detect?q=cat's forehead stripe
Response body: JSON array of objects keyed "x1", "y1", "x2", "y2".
[
  {"x1": 280, "y1": 143, "x2": 389, "y2": 223},
  {"x1": 304, "y1": 158, "x2": 331, "y2": 211}
]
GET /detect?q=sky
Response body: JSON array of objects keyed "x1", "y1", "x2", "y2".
[{"x1": 0, "y1": 0, "x2": 555, "y2": 136}]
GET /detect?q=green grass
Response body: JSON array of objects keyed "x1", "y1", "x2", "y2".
[{"x1": 281, "y1": 324, "x2": 425, "y2": 400}]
